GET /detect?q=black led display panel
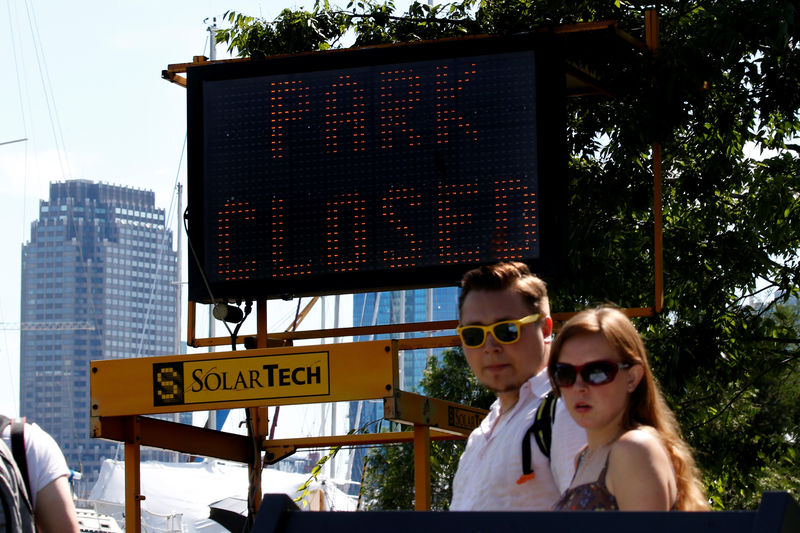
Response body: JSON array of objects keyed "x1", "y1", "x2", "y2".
[{"x1": 186, "y1": 35, "x2": 567, "y2": 302}]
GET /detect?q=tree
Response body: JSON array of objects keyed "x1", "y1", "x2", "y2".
[{"x1": 217, "y1": 0, "x2": 800, "y2": 509}]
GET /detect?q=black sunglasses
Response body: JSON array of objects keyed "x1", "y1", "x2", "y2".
[{"x1": 553, "y1": 360, "x2": 632, "y2": 388}]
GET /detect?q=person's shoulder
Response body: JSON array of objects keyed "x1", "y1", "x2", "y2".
[
  {"x1": 607, "y1": 427, "x2": 676, "y2": 510},
  {"x1": 22, "y1": 421, "x2": 54, "y2": 441},
  {"x1": 617, "y1": 426, "x2": 660, "y2": 444},
  {"x1": 0, "y1": 418, "x2": 43, "y2": 444},
  {"x1": 611, "y1": 427, "x2": 669, "y2": 465},
  {"x1": 20, "y1": 422, "x2": 64, "y2": 458}
]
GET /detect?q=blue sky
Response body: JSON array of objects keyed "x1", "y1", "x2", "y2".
[{"x1": 0, "y1": 0, "x2": 369, "y2": 420}]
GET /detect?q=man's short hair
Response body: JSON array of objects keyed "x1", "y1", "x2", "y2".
[{"x1": 458, "y1": 261, "x2": 550, "y2": 318}]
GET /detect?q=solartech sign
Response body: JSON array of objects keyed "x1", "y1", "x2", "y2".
[
  {"x1": 90, "y1": 340, "x2": 398, "y2": 416},
  {"x1": 153, "y1": 352, "x2": 329, "y2": 407}
]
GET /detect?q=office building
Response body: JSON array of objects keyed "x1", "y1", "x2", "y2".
[
  {"x1": 19, "y1": 180, "x2": 179, "y2": 485},
  {"x1": 353, "y1": 288, "x2": 459, "y2": 391},
  {"x1": 346, "y1": 287, "x2": 459, "y2": 487}
]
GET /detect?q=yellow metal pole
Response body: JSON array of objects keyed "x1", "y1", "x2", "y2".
[
  {"x1": 124, "y1": 416, "x2": 142, "y2": 533},
  {"x1": 646, "y1": 9, "x2": 664, "y2": 314},
  {"x1": 187, "y1": 300, "x2": 196, "y2": 346},
  {"x1": 653, "y1": 142, "x2": 664, "y2": 313},
  {"x1": 256, "y1": 300, "x2": 267, "y2": 349},
  {"x1": 413, "y1": 424, "x2": 431, "y2": 510},
  {"x1": 247, "y1": 406, "x2": 266, "y2": 524},
  {"x1": 290, "y1": 296, "x2": 320, "y2": 332},
  {"x1": 248, "y1": 301, "x2": 269, "y2": 521},
  {"x1": 645, "y1": 9, "x2": 659, "y2": 50}
]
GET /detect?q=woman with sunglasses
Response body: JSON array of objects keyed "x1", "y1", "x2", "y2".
[{"x1": 548, "y1": 307, "x2": 708, "y2": 511}]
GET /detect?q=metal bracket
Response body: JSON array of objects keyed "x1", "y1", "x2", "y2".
[{"x1": 264, "y1": 445, "x2": 298, "y2": 466}]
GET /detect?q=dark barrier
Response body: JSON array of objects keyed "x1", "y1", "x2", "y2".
[{"x1": 252, "y1": 491, "x2": 799, "y2": 533}]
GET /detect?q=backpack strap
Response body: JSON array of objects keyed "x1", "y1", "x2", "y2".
[
  {"x1": 9, "y1": 419, "x2": 31, "y2": 504},
  {"x1": 516, "y1": 391, "x2": 557, "y2": 484},
  {"x1": 0, "y1": 415, "x2": 35, "y2": 532},
  {"x1": 532, "y1": 391, "x2": 557, "y2": 460}
]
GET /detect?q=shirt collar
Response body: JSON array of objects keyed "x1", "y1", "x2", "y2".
[
  {"x1": 482, "y1": 367, "x2": 552, "y2": 432},
  {"x1": 521, "y1": 367, "x2": 552, "y2": 400}
]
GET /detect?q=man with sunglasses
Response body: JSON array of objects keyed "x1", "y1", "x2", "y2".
[{"x1": 449, "y1": 262, "x2": 586, "y2": 510}]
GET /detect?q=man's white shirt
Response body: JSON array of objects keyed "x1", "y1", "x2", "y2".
[{"x1": 450, "y1": 369, "x2": 586, "y2": 510}]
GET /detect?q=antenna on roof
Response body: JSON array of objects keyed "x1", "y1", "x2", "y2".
[{"x1": 206, "y1": 17, "x2": 218, "y2": 61}]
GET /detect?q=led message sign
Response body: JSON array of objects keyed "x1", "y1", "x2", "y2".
[{"x1": 187, "y1": 35, "x2": 566, "y2": 301}]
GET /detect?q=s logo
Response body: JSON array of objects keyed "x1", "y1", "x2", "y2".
[{"x1": 153, "y1": 362, "x2": 184, "y2": 406}]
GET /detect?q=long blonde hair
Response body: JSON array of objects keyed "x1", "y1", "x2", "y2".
[{"x1": 548, "y1": 307, "x2": 709, "y2": 510}]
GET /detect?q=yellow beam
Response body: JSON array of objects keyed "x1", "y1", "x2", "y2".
[
  {"x1": 124, "y1": 417, "x2": 142, "y2": 533},
  {"x1": 92, "y1": 416, "x2": 250, "y2": 462},
  {"x1": 187, "y1": 300, "x2": 196, "y2": 346},
  {"x1": 249, "y1": 406, "x2": 267, "y2": 513},
  {"x1": 398, "y1": 335, "x2": 460, "y2": 351},
  {"x1": 287, "y1": 296, "x2": 320, "y2": 332},
  {"x1": 91, "y1": 340, "x2": 398, "y2": 416},
  {"x1": 192, "y1": 336, "x2": 296, "y2": 349},
  {"x1": 251, "y1": 301, "x2": 270, "y2": 516},
  {"x1": 160, "y1": 69, "x2": 187, "y2": 87},
  {"x1": 264, "y1": 429, "x2": 462, "y2": 450},
  {"x1": 264, "y1": 320, "x2": 458, "y2": 341},
  {"x1": 653, "y1": 142, "x2": 664, "y2": 314},
  {"x1": 188, "y1": 318, "x2": 458, "y2": 349},
  {"x1": 263, "y1": 428, "x2": 463, "y2": 464},
  {"x1": 551, "y1": 307, "x2": 655, "y2": 327},
  {"x1": 192, "y1": 333, "x2": 459, "y2": 350},
  {"x1": 413, "y1": 424, "x2": 431, "y2": 511},
  {"x1": 645, "y1": 9, "x2": 660, "y2": 52},
  {"x1": 257, "y1": 300, "x2": 268, "y2": 349},
  {"x1": 646, "y1": 9, "x2": 665, "y2": 315},
  {"x1": 94, "y1": 416, "x2": 464, "y2": 465},
  {"x1": 384, "y1": 390, "x2": 487, "y2": 437}
]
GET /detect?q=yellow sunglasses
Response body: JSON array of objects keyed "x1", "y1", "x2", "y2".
[{"x1": 457, "y1": 313, "x2": 541, "y2": 348}]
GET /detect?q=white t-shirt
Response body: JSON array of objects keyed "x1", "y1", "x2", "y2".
[
  {"x1": 450, "y1": 369, "x2": 586, "y2": 510},
  {"x1": 1, "y1": 421, "x2": 71, "y2": 508}
]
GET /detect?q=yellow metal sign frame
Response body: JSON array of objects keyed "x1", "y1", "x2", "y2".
[
  {"x1": 384, "y1": 390, "x2": 487, "y2": 436},
  {"x1": 91, "y1": 339, "x2": 398, "y2": 417}
]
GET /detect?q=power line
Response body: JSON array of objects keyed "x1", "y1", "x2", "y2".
[{"x1": 0, "y1": 138, "x2": 27, "y2": 146}]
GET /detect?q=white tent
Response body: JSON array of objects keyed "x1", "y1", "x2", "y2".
[{"x1": 87, "y1": 458, "x2": 357, "y2": 532}]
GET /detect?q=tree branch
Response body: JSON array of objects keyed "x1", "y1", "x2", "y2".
[
  {"x1": 688, "y1": 354, "x2": 799, "y2": 431},
  {"x1": 732, "y1": 281, "x2": 780, "y2": 307},
  {"x1": 330, "y1": 9, "x2": 474, "y2": 25}
]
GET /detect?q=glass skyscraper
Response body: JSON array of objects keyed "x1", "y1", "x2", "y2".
[
  {"x1": 19, "y1": 180, "x2": 179, "y2": 485},
  {"x1": 352, "y1": 288, "x2": 460, "y2": 392},
  {"x1": 346, "y1": 287, "x2": 459, "y2": 487}
]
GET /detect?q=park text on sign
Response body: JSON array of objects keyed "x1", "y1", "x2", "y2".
[
  {"x1": 187, "y1": 36, "x2": 566, "y2": 301},
  {"x1": 153, "y1": 352, "x2": 330, "y2": 407}
]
